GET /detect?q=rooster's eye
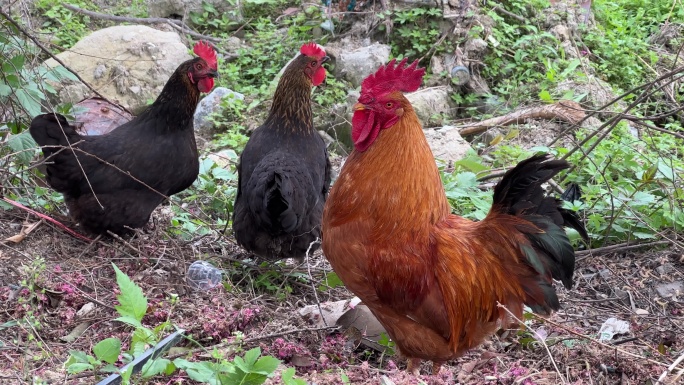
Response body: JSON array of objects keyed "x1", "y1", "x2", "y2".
[
  {"x1": 310, "y1": 61, "x2": 318, "y2": 67},
  {"x1": 385, "y1": 102, "x2": 393, "y2": 109},
  {"x1": 195, "y1": 63, "x2": 203, "y2": 70}
]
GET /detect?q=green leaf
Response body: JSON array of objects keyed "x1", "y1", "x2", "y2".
[
  {"x1": 174, "y1": 359, "x2": 225, "y2": 385},
  {"x1": 244, "y1": 347, "x2": 262, "y2": 368},
  {"x1": 453, "y1": 158, "x2": 488, "y2": 173},
  {"x1": 15, "y1": 89, "x2": 42, "y2": 117},
  {"x1": 114, "y1": 315, "x2": 142, "y2": 329},
  {"x1": 319, "y1": 272, "x2": 344, "y2": 291},
  {"x1": 0, "y1": 83, "x2": 11, "y2": 97},
  {"x1": 140, "y1": 358, "x2": 172, "y2": 378},
  {"x1": 252, "y1": 355, "x2": 280, "y2": 375},
  {"x1": 8, "y1": 130, "x2": 38, "y2": 166},
  {"x1": 281, "y1": 367, "x2": 306, "y2": 385},
  {"x1": 112, "y1": 263, "x2": 148, "y2": 323},
  {"x1": 67, "y1": 350, "x2": 91, "y2": 363},
  {"x1": 538, "y1": 89, "x2": 553, "y2": 102},
  {"x1": 66, "y1": 362, "x2": 94, "y2": 374},
  {"x1": 93, "y1": 338, "x2": 121, "y2": 364}
]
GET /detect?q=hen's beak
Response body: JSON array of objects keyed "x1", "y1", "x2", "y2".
[
  {"x1": 208, "y1": 69, "x2": 219, "y2": 78},
  {"x1": 352, "y1": 103, "x2": 366, "y2": 111}
]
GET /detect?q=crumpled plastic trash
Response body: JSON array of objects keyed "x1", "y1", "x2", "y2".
[
  {"x1": 598, "y1": 317, "x2": 630, "y2": 341},
  {"x1": 186, "y1": 261, "x2": 223, "y2": 290}
]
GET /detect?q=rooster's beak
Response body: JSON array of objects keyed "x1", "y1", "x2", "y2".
[
  {"x1": 208, "y1": 69, "x2": 219, "y2": 78},
  {"x1": 352, "y1": 103, "x2": 366, "y2": 111},
  {"x1": 322, "y1": 56, "x2": 330, "y2": 64}
]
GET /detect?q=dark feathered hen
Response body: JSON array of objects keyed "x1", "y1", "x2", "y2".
[
  {"x1": 30, "y1": 41, "x2": 218, "y2": 235},
  {"x1": 232, "y1": 42, "x2": 331, "y2": 262}
]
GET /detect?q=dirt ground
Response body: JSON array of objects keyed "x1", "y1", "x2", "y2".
[{"x1": 0, "y1": 206, "x2": 682, "y2": 385}]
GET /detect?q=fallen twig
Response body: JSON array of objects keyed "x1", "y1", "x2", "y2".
[
  {"x1": 530, "y1": 313, "x2": 670, "y2": 368},
  {"x1": 576, "y1": 240, "x2": 672, "y2": 261},
  {"x1": 458, "y1": 100, "x2": 585, "y2": 136},
  {"x1": 497, "y1": 302, "x2": 567, "y2": 384},
  {"x1": 1, "y1": 197, "x2": 93, "y2": 242},
  {"x1": 62, "y1": 4, "x2": 221, "y2": 43}
]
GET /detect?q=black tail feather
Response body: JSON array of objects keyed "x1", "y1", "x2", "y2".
[{"x1": 491, "y1": 154, "x2": 589, "y2": 314}]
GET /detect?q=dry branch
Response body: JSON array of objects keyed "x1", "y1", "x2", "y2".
[
  {"x1": 61, "y1": 4, "x2": 221, "y2": 43},
  {"x1": 458, "y1": 100, "x2": 586, "y2": 136}
]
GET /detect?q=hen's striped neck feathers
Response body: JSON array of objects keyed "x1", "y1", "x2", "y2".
[{"x1": 264, "y1": 57, "x2": 315, "y2": 133}]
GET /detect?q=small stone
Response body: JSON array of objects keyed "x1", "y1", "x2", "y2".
[
  {"x1": 655, "y1": 281, "x2": 683, "y2": 298},
  {"x1": 656, "y1": 263, "x2": 675, "y2": 276}
]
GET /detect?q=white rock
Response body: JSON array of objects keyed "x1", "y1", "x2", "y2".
[
  {"x1": 44, "y1": 25, "x2": 192, "y2": 113},
  {"x1": 193, "y1": 87, "x2": 245, "y2": 133},
  {"x1": 424, "y1": 126, "x2": 472, "y2": 162},
  {"x1": 336, "y1": 43, "x2": 391, "y2": 88},
  {"x1": 406, "y1": 86, "x2": 454, "y2": 125}
]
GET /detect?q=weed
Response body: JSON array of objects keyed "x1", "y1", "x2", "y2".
[{"x1": 65, "y1": 264, "x2": 301, "y2": 384}]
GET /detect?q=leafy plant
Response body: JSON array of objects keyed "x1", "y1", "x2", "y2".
[
  {"x1": 65, "y1": 264, "x2": 302, "y2": 384},
  {"x1": 380, "y1": 7, "x2": 453, "y2": 64}
]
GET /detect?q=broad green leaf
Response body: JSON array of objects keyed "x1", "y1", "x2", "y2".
[
  {"x1": 8, "y1": 131, "x2": 38, "y2": 166},
  {"x1": 319, "y1": 271, "x2": 343, "y2": 291},
  {"x1": 112, "y1": 263, "x2": 148, "y2": 323},
  {"x1": 538, "y1": 89, "x2": 553, "y2": 102},
  {"x1": 252, "y1": 355, "x2": 280, "y2": 375},
  {"x1": 66, "y1": 362, "x2": 94, "y2": 374},
  {"x1": 0, "y1": 83, "x2": 11, "y2": 97},
  {"x1": 243, "y1": 347, "x2": 261, "y2": 367},
  {"x1": 174, "y1": 359, "x2": 224, "y2": 385},
  {"x1": 453, "y1": 158, "x2": 488, "y2": 173},
  {"x1": 140, "y1": 358, "x2": 172, "y2": 378},
  {"x1": 15, "y1": 89, "x2": 42, "y2": 117},
  {"x1": 93, "y1": 338, "x2": 121, "y2": 364},
  {"x1": 100, "y1": 363, "x2": 119, "y2": 373},
  {"x1": 114, "y1": 315, "x2": 142, "y2": 329},
  {"x1": 281, "y1": 367, "x2": 306, "y2": 385},
  {"x1": 454, "y1": 172, "x2": 478, "y2": 188},
  {"x1": 67, "y1": 350, "x2": 91, "y2": 363}
]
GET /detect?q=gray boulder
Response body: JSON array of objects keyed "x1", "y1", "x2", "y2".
[
  {"x1": 424, "y1": 126, "x2": 472, "y2": 163},
  {"x1": 335, "y1": 42, "x2": 391, "y2": 88},
  {"x1": 44, "y1": 25, "x2": 192, "y2": 113},
  {"x1": 194, "y1": 87, "x2": 245, "y2": 134},
  {"x1": 406, "y1": 86, "x2": 454, "y2": 126}
]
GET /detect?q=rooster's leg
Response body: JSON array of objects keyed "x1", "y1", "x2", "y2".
[
  {"x1": 432, "y1": 361, "x2": 444, "y2": 375},
  {"x1": 407, "y1": 357, "x2": 421, "y2": 376}
]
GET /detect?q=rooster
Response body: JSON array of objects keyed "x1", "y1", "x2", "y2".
[
  {"x1": 232, "y1": 42, "x2": 331, "y2": 262},
  {"x1": 322, "y1": 59, "x2": 588, "y2": 374},
  {"x1": 30, "y1": 41, "x2": 218, "y2": 235}
]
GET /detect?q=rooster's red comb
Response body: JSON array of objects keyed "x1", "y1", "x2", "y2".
[
  {"x1": 300, "y1": 42, "x2": 326, "y2": 58},
  {"x1": 193, "y1": 41, "x2": 217, "y2": 69},
  {"x1": 361, "y1": 58, "x2": 425, "y2": 97}
]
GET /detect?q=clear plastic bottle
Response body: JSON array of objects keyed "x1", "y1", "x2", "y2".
[{"x1": 186, "y1": 261, "x2": 223, "y2": 290}]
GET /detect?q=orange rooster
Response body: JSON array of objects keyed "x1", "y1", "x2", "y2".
[{"x1": 321, "y1": 59, "x2": 588, "y2": 374}]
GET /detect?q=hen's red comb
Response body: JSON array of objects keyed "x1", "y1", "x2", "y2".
[
  {"x1": 361, "y1": 58, "x2": 425, "y2": 96},
  {"x1": 193, "y1": 41, "x2": 217, "y2": 69},
  {"x1": 300, "y1": 42, "x2": 326, "y2": 58}
]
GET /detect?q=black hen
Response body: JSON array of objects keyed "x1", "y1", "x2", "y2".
[
  {"x1": 232, "y1": 42, "x2": 331, "y2": 261},
  {"x1": 30, "y1": 41, "x2": 218, "y2": 235}
]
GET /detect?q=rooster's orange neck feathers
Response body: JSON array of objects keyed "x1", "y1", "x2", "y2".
[{"x1": 328, "y1": 102, "x2": 450, "y2": 236}]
